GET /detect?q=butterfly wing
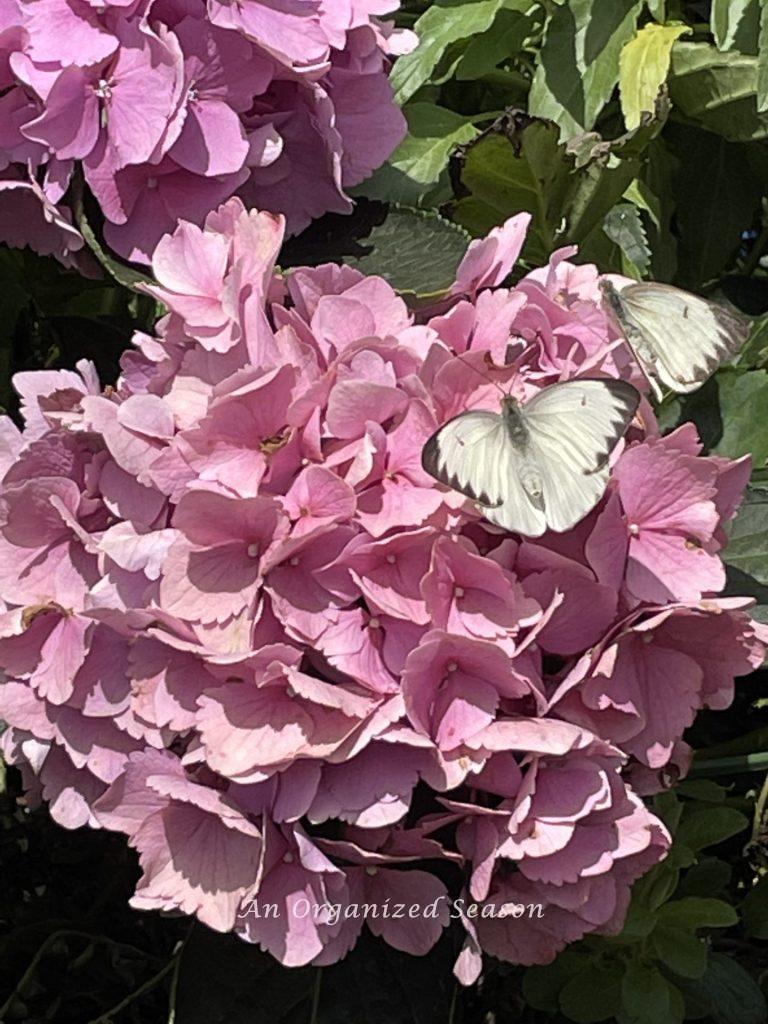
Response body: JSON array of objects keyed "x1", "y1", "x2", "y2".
[
  {"x1": 610, "y1": 282, "x2": 749, "y2": 394},
  {"x1": 522, "y1": 378, "x2": 640, "y2": 532},
  {"x1": 421, "y1": 410, "x2": 548, "y2": 536}
]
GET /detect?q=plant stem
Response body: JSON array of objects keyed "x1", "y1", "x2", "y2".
[
  {"x1": 750, "y1": 772, "x2": 768, "y2": 849},
  {"x1": 309, "y1": 967, "x2": 323, "y2": 1024},
  {"x1": 87, "y1": 957, "x2": 177, "y2": 1024}
]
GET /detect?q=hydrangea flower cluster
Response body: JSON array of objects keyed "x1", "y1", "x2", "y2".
[
  {"x1": 0, "y1": 201, "x2": 764, "y2": 981},
  {"x1": 0, "y1": 0, "x2": 410, "y2": 266}
]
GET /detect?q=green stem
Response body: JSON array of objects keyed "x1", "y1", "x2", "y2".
[
  {"x1": 309, "y1": 967, "x2": 323, "y2": 1024},
  {"x1": 689, "y1": 752, "x2": 768, "y2": 777},
  {"x1": 87, "y1": 957, "x2": 177, "y2": 1024},
  {"x1": 750, "y1": 772, "x2": 768, "y2": 848},
  {"x1": 0, "y1": 930, "x2": 163, "y2": 1020}
]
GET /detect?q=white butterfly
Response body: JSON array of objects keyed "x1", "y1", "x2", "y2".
[
  {"x1": 600, "y1": 279, "x2": 749, "y2": 400},
  {"x1": 422, "y1": 378, "x2": 640, "y2": 537}
]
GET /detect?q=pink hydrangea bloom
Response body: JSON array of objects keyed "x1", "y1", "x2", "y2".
[
  {"x1": 0, "y1": 206, "x2": 762, "y2": 980},
  {"x1": 0, "y1": 0, "x2": 411, "y2": 263}
]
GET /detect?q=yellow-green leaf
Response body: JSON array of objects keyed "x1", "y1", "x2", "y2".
[{"x1": 619, "y1": 23, "x2": 691, "y2": 129}]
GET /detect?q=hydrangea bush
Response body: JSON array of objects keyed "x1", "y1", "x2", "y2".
[
  {"x1": 0, "y1": 0, "x2": 410, "y2": 266},
  {"x1": 0, "y1": 201, "x2": 763, "y2": 982}
]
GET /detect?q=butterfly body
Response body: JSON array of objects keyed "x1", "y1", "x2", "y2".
[{"x1": 422, "y1": 378, "x2": 639, "y2": 537}]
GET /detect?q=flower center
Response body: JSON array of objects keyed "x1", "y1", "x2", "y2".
[{"x1": 94, "y1": 78, "x2": 112, "y2": 101}]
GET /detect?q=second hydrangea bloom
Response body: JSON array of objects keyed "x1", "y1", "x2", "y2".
[{"x1": 0, "y1": 0, "x2": 411, "y2": 264}]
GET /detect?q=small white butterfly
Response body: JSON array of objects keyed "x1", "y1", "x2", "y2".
[
  {"x1": 422, "y1": 378, "x2": 640, "y2": 537},
  {"x1": 600, "y1": 278, "x2": 749, "y2": 400}
]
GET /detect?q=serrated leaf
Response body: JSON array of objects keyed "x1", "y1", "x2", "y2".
[
  {"x1": 668, "y1": 42, "x2": 768, "y2": 142},
  {"x1": 735, "y1": 314, "x2": 768, "y2": 367},
  {"x1": 712, "y1": 368, "x2": 768, "y2": 464},
  {"x1": 742, "y1": 876, "x2": 768, "y2": 939},
  {"x1": 724, "y1": 486, "x2": 768, "y2": 583},
  {"x1": 603, "y1": 203, "x2": 651, "y2": 277},
  {"x1": 74, "y1": 199, "x2": 155, "y2": 293},
  {"x1": 619, "y1": 22, "x2": 691, "y2": 130},
  {"x1": 452, "y1": 114, "x2": 571, "y2": 264},
  {"x1": 346, "y1": 206, "x2": 471, "y2": 301},
  {"x1": 529, "y1": 0, "x2": 643, "y2": 138},
  {"x1": 390, "y1": 0, "x2": 511, "y2": 104},
  {"x1": 676, "y1": 807, "x2": 749, "y2": 852},
  {"x1": 657, "y1": 897, "x2": 739, "y2": 930},
  {"x1": 360, "y1": 104, "x2": 478, "y2": 206},
  {"x1": 712, "y1": 0, "x2": 760, "y2": 53},
  {"x1": 650, "y1": 926, "x2": 708, "y2": 979}
]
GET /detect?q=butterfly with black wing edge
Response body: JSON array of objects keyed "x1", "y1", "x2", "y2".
[
  {"x1": 600, "y1": 278, "x2": 750, "y2": 401},
  {"x1": 421, "y1": 376, "x2": 640, "y2": 538}
]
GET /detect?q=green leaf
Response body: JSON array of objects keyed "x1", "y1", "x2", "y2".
[
  {"x1": 529, "y1": 0, "x2": 643, "y2": 137},
  {"x1": 676, "y1": 807, "x2": 749, "y2": 852},
  {"x1": 711, "y1": 0, "x2": 760, "y2": 53},
  {"x1": 619, "y1": 22, "x2": 691, "y2": 130},
  {"x1": 390, "y1": 0, "x2": 510, "y2": 104},
  {"x1": 559, "y1": 964, "x2": 624, "y2": 1023},
  {"x1": 679, "y1": 953, "x2": 768, "y2": 1024},
  {"x1": 666, "y1": 123, "x2": 764, "y2": 288},
  {"x1": 735, "y1": 313, "x2": 768, "y2": 367},
  {"x1": 602, "y1": 202, "x2": 651, "y2": 277},
  {"x1": 657, "y1": 897, "x2": 739, "y2": 930},
  {"x1": 452, "y1": 113, "x2": 571, "y2": 264},
  {"x1": 453, "y1": 106, "x2": 666, "y2": 270},
  {"x1": 675, "y1": 779, "x2": 728, "y2": 802},
  {"x1": 650, "y1": 926, "x2": 708, "y2": 979},
  {"x1": 637, "y1": 138, "x2": 678, "y2": 281},
  {"x1": 712, "y1": 368, "x2": 768, "y2": 464},
  {"x1": 676, "y1": 857, "x2": 732, "y2": 899},
  {"x1": 668, "y1": 42, "x2": 768, "y2": 142},
  {"x1": 759, "y1": 0, "x2": 768, "y2": 111},
  {"x1": 522, "y1": 952, "x2": 586, "y2": 1013},
  {"x1": 360, "y1": 104, "x2": 478, "y2": 206},
  {"x1": 724, "y1": 486, "x2": 768, "y2": 584},
  {"x1": 74, "y1": 197, "x2": 155, "y2": 293},
  {"x1": 346, "y1": 206, "x2": 471, "y2": 302},
  {"x1": 621, "y1": 963, "x2": 677, "y2": 1023},
  {"x1": 611, "y1": 899, "x2": 659, "y2": 943},
  {"x1": 455, "y1": 6, "x2": 539, "y2": 80}
]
